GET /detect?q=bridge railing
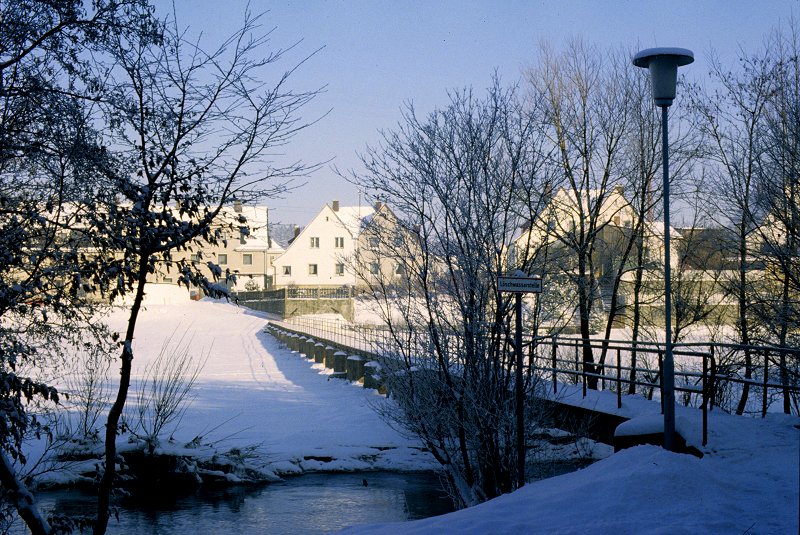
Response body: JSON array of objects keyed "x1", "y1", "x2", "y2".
[
  {"x1": 274, "y1": 315, "x2": 395, "y2": 356},
  {"x1": 531, "y1": 336, "x2": 800, "y2": 415},
  {"x1": 269, "y1": 316, "x2": 800, "y2": 429}
]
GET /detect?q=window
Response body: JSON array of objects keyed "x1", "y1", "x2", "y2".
[
  {"x1": 243, "y1": 253, "x2": 253, "y2": 265},
  {"x1": 395, "y1": 263, "x2": 405, "y2": 276},
  {"x1": 370, "y1": 262, "x2": 380, "y2": 275},
  {"x1": 369, "y1": 237, "x2": 380, "y2": 249},
  {"x1": 335, "y1": 263, "x2": 345, "y2": 276},
  {"x1": 190, "y1": 253, "x2": 201, "y2": 262},
  {"x1": 309, "y1": 264, "x2": 318, "y2": 275},
  {"x1": 310, "y1": 237, "x2": 320, "y2": 248},
  {"x1": 393, "y1": 235, "x2": 403, "y2": 247},
  {"x1": 335, "y1": 237, "x2": 345, "y2": 248},
  {"x1": 218, "y1": 254, "x2": 228, "y2": 265},
  {"x1": 283, "y1": 266, "x2": 292, "y2": 276}
]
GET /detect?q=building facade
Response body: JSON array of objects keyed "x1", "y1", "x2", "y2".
[
  {"x1": 272, "y1": 201, "x2": 375, "y2": 288},
  {"x1": 152, "y1": 203, "x2": 283, "y2": 292}
]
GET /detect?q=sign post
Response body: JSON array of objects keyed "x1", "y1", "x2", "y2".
[{"x1": 498, "y1": 273, "x2": 542, "y2": 488}]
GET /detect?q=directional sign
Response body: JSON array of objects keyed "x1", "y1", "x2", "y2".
[{"x1": 498, "y1": 276, "x2": 542, "y2": 293}]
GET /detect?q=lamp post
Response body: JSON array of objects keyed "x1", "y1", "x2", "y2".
[{"x1": 633, "y1": 47, "x2": 693, "y2": 451}]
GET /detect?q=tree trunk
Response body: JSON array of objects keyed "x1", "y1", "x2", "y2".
[
  {"x1": 0, "y1": 450, "x2": 51, "y2": 535},
  {"x1": 95, "y1": 263, "x2": 149, "y2": 535},
  {"x1": 779, "y1": 271, "x2": 791, "y2": 414},
  {"x1": 577, "y1": 257, "x2": 598, "y2": 389},
  {"x1": 735, "y1": 223, "x2": 752, "y2": 416}
]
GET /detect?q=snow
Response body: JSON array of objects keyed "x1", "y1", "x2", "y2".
[
  {"x1": 102, "y1": 287, "x2": 433, "y2": 474},
  {"x1": 343, "y1": 388, "x2": 800, "y2": 534},
  {"x1": 21, "y1": 284, "x2": 800, "y2": 533}
]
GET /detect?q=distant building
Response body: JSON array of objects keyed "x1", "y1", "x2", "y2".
[
  {"x1": 152, "y1": 202, "x2": 283, "y2": 291},
  {"x1": 273, "y1": 200, "x2": 375, "y2": 288},
  {"x1": 271, "y1": 200, "x2": 416, "y2": 291}
]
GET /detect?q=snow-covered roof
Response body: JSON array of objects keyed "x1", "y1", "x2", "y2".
[
  {"x1": 267, "y1": 237, "x2": 284, "y2": 253},
  {"x1": 235, "y1": 236, "x2": 271, "y2": 252},
  {"x1": 647, "y1": 221, "x2": 683, "y2": 239},
  {"x1": 332, "y1": 205, "x2": 376, "y2": 238}
]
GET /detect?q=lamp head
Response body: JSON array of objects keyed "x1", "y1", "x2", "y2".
[{"x1": 633, "y1": 47, "x2": 694, "y2": 107}]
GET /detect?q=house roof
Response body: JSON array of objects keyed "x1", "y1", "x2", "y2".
[
  {"x1": 234, "y1": 238, "x2": 283, "y2": 253},
  {"x1": 267, "y1": 237, "x2": 285, "y2": 253},
  {"x1": 331, "y1": 205, "x2": 376, "y2": 237},
  {"x1": 647, "y1": 221, "x2": 683, "y2": 239}
]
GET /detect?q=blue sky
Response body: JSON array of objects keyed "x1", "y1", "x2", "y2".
[{"x1": 158, "y1": 1, "x2": 798, "y2": 225}]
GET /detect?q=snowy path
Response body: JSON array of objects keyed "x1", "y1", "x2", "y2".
[{"x1": 104, "y1": 295, "x2": 434, "y2": 475}]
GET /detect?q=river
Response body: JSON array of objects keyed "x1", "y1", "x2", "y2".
[{"x1": 23, "y1": 472, "x2": 454, "y2": 535}]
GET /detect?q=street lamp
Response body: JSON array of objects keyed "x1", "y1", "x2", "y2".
[{"x1": 633, "y1": 47, "x2": 693, "y2": 451}]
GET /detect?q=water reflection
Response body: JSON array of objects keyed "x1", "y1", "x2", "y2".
[{"x1": 30, "y1": 472, "x2": 454, "y2": 535}]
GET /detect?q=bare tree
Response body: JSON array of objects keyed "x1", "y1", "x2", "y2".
[
  {"x1": 689, "y1": 42, "x2": 775, "y2": 414},
  {"x1": 0, "y1": 2, "x2": 157, "y2": 533},
  {"x1": 752, "y1": 26, "x2": 800, "y2": 413},
  {"x1": 526, "y1": 41, "x2": 637, "y2": 388},
  {"x1": 349, "y1": 79, "x2": 551, "y2": 507},
  {"x1": 85, "y1": 10, "x2": 318, "y2": 533}
]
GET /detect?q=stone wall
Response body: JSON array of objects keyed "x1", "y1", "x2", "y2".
[{"x1": 232, "y1": 287, "x2": 354, "y2": 321}]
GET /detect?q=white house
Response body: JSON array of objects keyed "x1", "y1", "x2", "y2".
[
  {"x1": 152, "y1": 202, "x2": 283, "y2": 291},
  {"x1": 273, "y1": 201, "x2": 376, "y2": 288}
]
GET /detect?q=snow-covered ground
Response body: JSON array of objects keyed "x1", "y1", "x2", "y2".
[
  {"x1": 345, "y1": 387, "x2": 799, "y2": 534},
  {"x1": 24, "y1": 284, "x2": 800, "y2": 534},
  {"x1": 99, "y1": 285, "x2": 436, "y2": 475}
]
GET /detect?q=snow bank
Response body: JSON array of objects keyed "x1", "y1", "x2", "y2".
[
  {"x1": 342, "y1": 408, "x2": 799, "y2": 534},
  {"x1": 26, "y1": 297, "x2": 436, "y2": 486}
]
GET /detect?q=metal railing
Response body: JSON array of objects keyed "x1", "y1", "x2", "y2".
[
  {"x1": 233, "y1": 286, "x2": 354, "y2": 302},
  {"x1": 269, "y1": 316, "x2": 800, "y2": 433},
  {"x1": 274, "y1": 315, "x2": 393, "y2": 356}
]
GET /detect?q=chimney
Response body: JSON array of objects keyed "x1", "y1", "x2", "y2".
[
  {"x1": 374, "y1": 201, "x2": 383, "y2": 211},
  {"x1": 233, "y1": 200, "x2": 243, "y2": 213},
  {"x1": 332, "y1": 200, "x2": 340, "y2": 212}
]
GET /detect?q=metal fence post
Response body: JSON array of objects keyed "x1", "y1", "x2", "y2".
[
  {"x1": 658, "y1": 350, "x2": 664, "y2": 414},
  {"x1": 581, "y1": 340, "x2": 587, "y2": 399},
  {"x1": 551, "y1": 339, "x2": 558, "y2": 395},
  {"x1": 573, "y1": 342, "x2": 579, "y2": 386},
  {"x1": 702, "y1": 349, "x2": 708, "y2": 446},
  {"x1": 616, "y1": 347, "x2": 622, "y2": 409},
  {"x1": 762, "y1": 351, "x2": 769, "y2": 418}
]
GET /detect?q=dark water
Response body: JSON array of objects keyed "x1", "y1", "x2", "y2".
[{"x1": 25, "y1": 472, "x2": 454, "y2": 535}]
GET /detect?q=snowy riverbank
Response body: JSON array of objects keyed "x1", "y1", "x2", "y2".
[{"x1": 20, "y1": 285, "x2": 800, "y2": 533}]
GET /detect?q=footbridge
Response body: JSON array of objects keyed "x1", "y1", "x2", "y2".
[{"x1": 264, "y1": 317, "x2": 800, "y2": 455}]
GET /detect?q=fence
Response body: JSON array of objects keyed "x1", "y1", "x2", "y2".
[
  {"x1": 270, "y1": 316, "x2": 800, "y2": 428},
  {"x1": 274, "y1": 315, "x2": 393, "y2": 356},
  {"x1": 233, "y1": 286, "x2": 356, "y2": 319}
]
